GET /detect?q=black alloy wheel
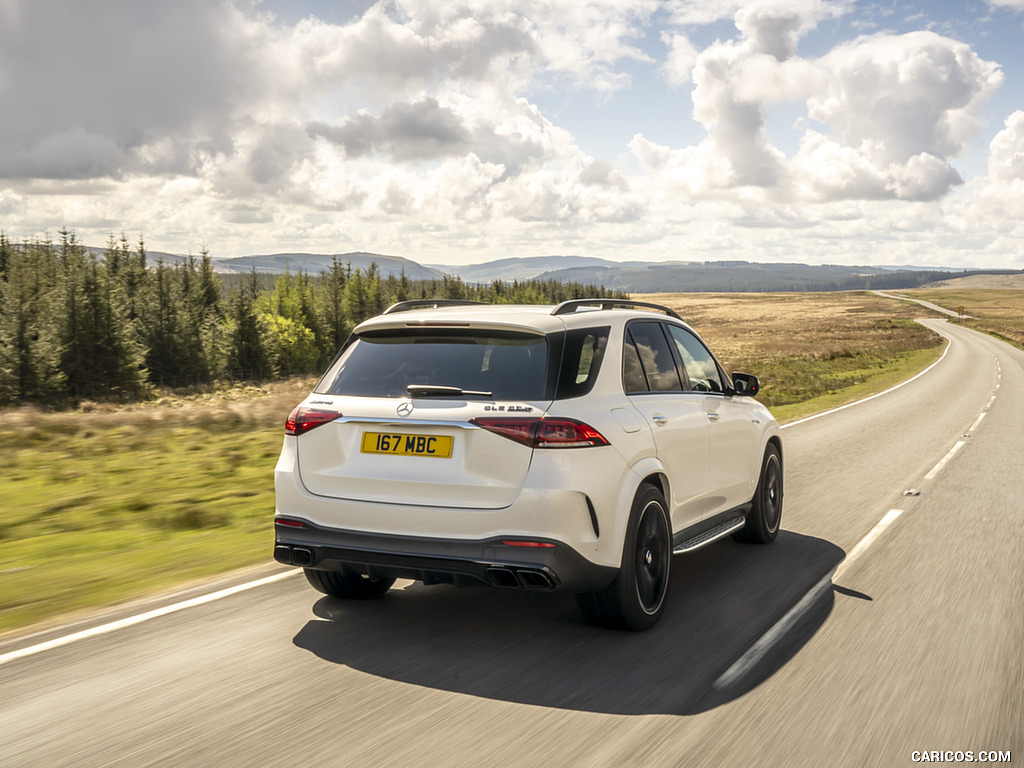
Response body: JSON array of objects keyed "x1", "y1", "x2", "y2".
[
  {"x1": 734, "y1": 443, "x2": 783, "y2": 544},
  {"x1": 575, "y1": 484, "x2": 672, "y2": 631},
  {"x1": 634, "y1": 496, "x2": 671, "y2": 614}
]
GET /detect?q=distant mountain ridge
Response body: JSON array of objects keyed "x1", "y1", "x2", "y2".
[
  {"x1": 425, "y1": 255, "x2": 648, "y2": 282},
  {"x1": 79, "y1": 246, "x2": 1022, "y2": 292},
  {"x1": 81, "y1": 247, "x2": 444, "y2": 280},
  {"x1": 211, "y1": 251, "x2": 445, "y2": 280},
  {"x1": 531, "y1": 260, "x2": 1024, "y2": 292}
]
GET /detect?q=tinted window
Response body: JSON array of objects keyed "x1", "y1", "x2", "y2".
[
  {"x1": 622, "y1": 333, "x2": 647, "y2": 393},
  {"x1": 626, "y1": 322, "x2": 682, "y2": 393},
  {"x1": 556, "y1": 327, "x2": 609, "y2": 400},
  {"x1": 317, "y1": 330, "x2": 549, "y2": 400},
  {"x1": 666, "y1": 325, "x2": 724, "y2": 392}
]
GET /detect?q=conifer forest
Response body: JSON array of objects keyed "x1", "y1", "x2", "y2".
[{"x1": 0, "y1": 230, "x2": 623, "y2": 406}]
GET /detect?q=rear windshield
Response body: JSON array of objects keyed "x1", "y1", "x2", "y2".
[
  {"x1": 316, "y1": 329, "x2": 551, "y2": 400},
  {"x1": 316, "y1": 325, "x2": 610, "y2": 401}
]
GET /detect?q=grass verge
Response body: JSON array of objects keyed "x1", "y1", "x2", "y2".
[{"x1": 0, "y1": 379, "x2": 314, "y2": 634}]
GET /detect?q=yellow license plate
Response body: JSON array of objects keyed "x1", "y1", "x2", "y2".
[{"x1": 360, "y1": 432, "x2": 453, "y2": 458}]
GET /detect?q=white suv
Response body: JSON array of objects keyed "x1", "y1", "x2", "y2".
[{"x1": 274, "y1": 299, "x2": 782, "y2": 630}]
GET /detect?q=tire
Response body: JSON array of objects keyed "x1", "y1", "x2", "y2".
[
  {"x1": 734, "y1": 443, "x2": 783, "y2": 544},
  {"x1": 575, "y1": 485, "x2": 672, "y2": 631},
  {"x1": 304, "y1": 568, "x2": 395, "y2": 599}
]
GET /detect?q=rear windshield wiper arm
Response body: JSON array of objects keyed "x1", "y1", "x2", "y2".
[{"x1": 407, "y1": 384, "x2": 493, "y2": 398}]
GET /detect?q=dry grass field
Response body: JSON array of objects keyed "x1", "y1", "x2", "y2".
[
  {"x1": 922, "y1": 273, "x2": 1024, "y2": 290},
  {"x1": 905, "y1": 288, "x2": 1024, "y2": 350},
  {"x1": 633, "y1": 291, "x2": 947, "y2": 420}
]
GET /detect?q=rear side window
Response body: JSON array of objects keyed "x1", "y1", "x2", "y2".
[
  {"x1": 556, "y1": 326, "x2": 609, "y2": 400},
  {"x1": 624, "y1": 322, "x2": 683, "y2": 393},
  {"x1": 317, "y1": 330, "x2": 550, "y2": 400}
]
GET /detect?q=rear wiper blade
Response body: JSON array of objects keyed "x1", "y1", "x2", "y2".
[{"x1": 407, "y1": 384, "x2": 493, "y2": 398}]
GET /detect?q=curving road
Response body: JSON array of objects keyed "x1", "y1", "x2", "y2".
[{"x1": 1, "y1": 318, "x2": 1022, "y2": 766}]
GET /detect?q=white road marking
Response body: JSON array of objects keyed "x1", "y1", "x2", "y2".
[
  {"x1": 0, "y1": 570, "x2": 300, "y2": 667},
  {"x1": 781, "y1": 336, "x2": 950, "y2": 430},
  {"x1": 713, "y1": 509, "x2": 905, "y2": 690},
  {"x1": 924, "y1": 440, "x2": 966, "y2": 481},
  {"x1": 712, "y1": 572, "x2": 833, "y2": 690},
  {"x1": 833, "y1": 509, "x2": 904, "y2": 582},
  {"x1": 969, "y1": 412, "x2": 987, "y2": 432}
]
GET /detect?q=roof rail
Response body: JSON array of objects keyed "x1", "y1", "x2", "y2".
[
  {"x1": 382, "y1": 299, "x2": 486, "y2": 315},
  {"x1": 551, "y1": 299, "x2": 683, "y2": 321}
]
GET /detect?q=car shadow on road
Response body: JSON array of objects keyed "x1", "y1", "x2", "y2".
[{"x1": 292, "y1": 531, "x2": 845, "y2": 716}]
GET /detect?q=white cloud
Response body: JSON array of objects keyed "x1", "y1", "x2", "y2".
[
  {"x1": 790, "y1": 131, "x2": 890, "y2": 201},
  {"x1": 309, "y1": 98, "x2": 473, "y2": 161},
  {"x1": 683, "y1": 2, "x2": 840, "y2": 189},
  {"x1": 665, "y1": 0, "x2": 747, "y2": 27},
  {"x1": 734, "y1": 0, "x2": 847, "y2": 60},
  {"x1": 661, "y1": 33, "x2": 699, "y2": 86},
  {"x1": 809, "y1": 32, "x2": 1003, "y2": 164},
  {"x1": 987, "y1": 110, "x2": 1024, "y2": 182}
]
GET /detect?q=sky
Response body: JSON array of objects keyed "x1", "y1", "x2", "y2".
[{"x1": 1, "y1": 0, "x2": 1023, "y2": 268}]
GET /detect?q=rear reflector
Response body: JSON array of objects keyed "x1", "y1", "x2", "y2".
[
  {"x1": 285, "y1": 406, "x2": 342, "y2": 436},
  {"x1": 470, "y1": 417, "x2": 609, "y2": 448},
  {"x1": 502, "y1": 540, "x2": 557, "y2": 548},
  {"x1": 275, "y1": 518, "x2": 305, "y2": 528}
]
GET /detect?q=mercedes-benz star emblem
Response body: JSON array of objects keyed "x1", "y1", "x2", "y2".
[{"x1": 397, "y1": 402, "x2": 414, "y2": 417}]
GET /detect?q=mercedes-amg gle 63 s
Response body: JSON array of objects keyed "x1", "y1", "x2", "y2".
[{"x1": 274, "y1": 299, "x2": 783, "y2": 630}]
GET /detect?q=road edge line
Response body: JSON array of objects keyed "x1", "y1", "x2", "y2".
[
  {"x1": 0, "y1": 570, "x2": 299, "y2": 667},
  {"x1": 712, "y1": 508, "x2": 905, "y2": 691}
]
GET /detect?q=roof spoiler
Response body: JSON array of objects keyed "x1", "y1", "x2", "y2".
[{"x1": 382, "y1": 300, "x2": 486, "y2": 315}]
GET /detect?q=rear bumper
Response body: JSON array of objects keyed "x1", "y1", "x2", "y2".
[{"x1": 274, "y1": 518, "x2": 617, "y2": 593}]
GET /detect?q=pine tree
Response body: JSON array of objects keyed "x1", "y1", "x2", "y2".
[
  {"x1": 0, "y1": 240, "x2": 65, "y2": 403},
  {"x1": 0, "y1": 232, "x2": 11, "y2": 280},
  {"x1": 57, "y1": 229, "x2": 90, "y2": 396},
  {"x1": 343, "y1": 267, "x2": 369, "y2": 325},
  {"x1": 318, "y1": 257, "x2": 349, "y2": 357},
  {"x1": 58, "y1": 229, "x2": 145, "y2": 400},
  {"x1": 364, "y1": 262, "x2": 384, "y2": 316},
  {"x1": 123, "y1": 235, "x2": 147, "y2": 323},
  {"x1": 138, "y1": 259, "x2": 183, "y2": 386},
  {"x1": 226, "y1": 269, "x2": 272, "y2": 380},
  {"x1": 197, "y1": 247, "x2": 222, "y2": 319}
]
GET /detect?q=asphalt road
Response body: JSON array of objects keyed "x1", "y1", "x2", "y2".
[{"x1": 2, "y1": 318, "x2": 1021, "y2": 767}]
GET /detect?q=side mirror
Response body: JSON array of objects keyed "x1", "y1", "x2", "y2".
[{"x1": 731, "y1": 372, "x2": 760, "y2": 397}]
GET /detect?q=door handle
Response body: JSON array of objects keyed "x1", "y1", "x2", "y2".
[
  {"x1": 706, "y1": 412, "x2": 720, "y2": 422},
  {"x1": 652, "y1": 414, "x2": 668, "y2": 426}
]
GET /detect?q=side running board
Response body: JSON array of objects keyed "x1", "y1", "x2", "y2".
[{"x1": 673, "y1": 517, "x2": 745, "y2": 554}]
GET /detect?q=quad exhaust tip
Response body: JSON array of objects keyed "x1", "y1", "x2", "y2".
[
  {"x1": 275, "y1": 545, "x2": 314, "y2": 567},
  {"x1": 487, "y1": 566, "x2": 555, "y2": 590}
]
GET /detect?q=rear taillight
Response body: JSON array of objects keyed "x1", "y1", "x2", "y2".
[
  {"x1": 285, "y1": 406, "x2": 341, "y2": 436},
  {"x1": 470, "y1": 417, "x2": 609, "y2": 448}
]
